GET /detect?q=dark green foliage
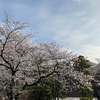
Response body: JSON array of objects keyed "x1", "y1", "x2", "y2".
[
  {"x1": 25, "y1": 78, "x2": 53, "y2": 100},
  {"x1": 74, "y1": 55, "x2": 91, "y2": 75},
  {"x1": 28, "y1": 85, "x2": 52, "y2": 100},
  {"x1": 59, "y1": 88, "x2": 67, "y2": 99},
  {"x1": 77, "y1": 86, "x2": 93, "y2": 100},
  {"x1": 25, "y1": 78, "x2": 67, "y2": 100},
  {"x1": 73, "y1": 56, "x2": 93, "y2": 99},
  {"x1": 51, "y1": 79, "x2": 67, "y2": 99},
  {"x1": 80, "y1": 97, "x2": 93, "y2": 100},
  {"x1": 77, "y1": 86, "x2": 93, "y2": 97},
  {"x1": 83, "y1": 70, "x2": 91, "y2": 75}
]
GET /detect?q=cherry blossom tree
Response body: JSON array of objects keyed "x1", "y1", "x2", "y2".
[
  {"x1": 0, "y1": 14, "x2": 93, "y2": 100},
  {"x1": 0, "y1": 15, "x2": 72, "y2": 100},
  {"x1": 0, "y1": 14, "x2": 32, "y2": 100}
]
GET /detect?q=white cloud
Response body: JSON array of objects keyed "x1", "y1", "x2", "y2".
[
  {"x1": 1, "y1": 0, "x2": 100, "y2": 63},
  {"x1": 50, "y1": 17, "x2": 98, "y2": 45},
  {"x1": 73, "y1": 0, "x2": 82, "y2": 3},
  {"x1": 77, "y1": 45, "x2": 100, "y2": 63},
  {"x1": 72, "y1": 11, "x2": 87, "y2": 17}
]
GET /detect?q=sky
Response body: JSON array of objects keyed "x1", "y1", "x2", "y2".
[{"x1": 0, "y1": 0, "x2": 100, "y2": 62}]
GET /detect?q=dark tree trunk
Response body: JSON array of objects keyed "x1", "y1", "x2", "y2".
[
  {"x1": 6, "y1": 86, "x2": 14, "y2": 100},
  {"x1": 8, "y1": 95, "x2": 13, "y2": 100},
  {"x1": 56, "y1": 89, "x2": 59, "y2": 100},
  {"x1": 15, "y1": 93, "x2": 20, "y2": 100},
  {"x1": 6, "y1": 78, "x2": 16, "y2": 100}
]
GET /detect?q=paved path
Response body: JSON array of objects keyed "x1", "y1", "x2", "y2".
[
  {"x1": 60, "y1": 98, "x2": 79, "y2": 100},
  {"x1": 59, "y1": 98, "x2": 96, "y2": 100}
]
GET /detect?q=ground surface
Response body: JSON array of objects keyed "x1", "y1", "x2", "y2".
[{"x1": 59, "y1": 98, "x2": 96, "y2": 100}]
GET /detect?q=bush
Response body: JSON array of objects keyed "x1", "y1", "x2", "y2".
[
  {"x1": 80, "y1": 97, "x2": 93, "y2": 100},
  {"x1": 77, "y1": 86, "x2": 93, "y2": 100}
]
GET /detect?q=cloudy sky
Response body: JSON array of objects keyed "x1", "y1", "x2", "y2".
[{"x1": 0, "y1": 0, "x2": 100, "y2": 62}]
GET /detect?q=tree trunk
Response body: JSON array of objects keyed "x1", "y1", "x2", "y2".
[
  {"x1": 6, "y1": 87, "x2": 14, "y2": 100},
  {"x1": 8, "y1": 95, "x2": 13, "y2": 100},
  {"x1": 6, "y1": 78, "x2": 16, "y2": 100},
  {"x1": 15, "y1": 93, "x2": 20, "y2": 100}
]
